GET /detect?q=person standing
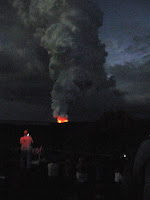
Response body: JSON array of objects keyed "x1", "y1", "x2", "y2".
[
  {"x1": 76, "y1": 157, "x2": 89, "y2": 200},
  {"x1": 47, "y1": 157, "x2": 60, "y2": 200},
  {"x1": 133, "y1": 139, "x2": 150, "y2": 200},
  {"x1": 20, "y1": 130, "x2": 33, "y2": 170},
  {"x1": 76, "y1": 157, "x2": 88, "y2": 183}
]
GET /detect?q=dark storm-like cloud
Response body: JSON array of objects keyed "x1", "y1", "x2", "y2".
[
  {"x1": 0, "y1": 98, "x2": 52, "y2": 121},
  {"x1": 101, "y1": 31, "x2": 150, "y2": 66},
  {"x1": 107, "y1": 60, "x2": 150, "y2": 106},
  {"x1": 0, "y1": 49, "x2": 51, "y2": 103},
  {"x1": 0, "y1": 0, "x2": 126, "y2": 121},
  {"x1": 125, "y1": 32, "x2": 150, "y2": 54},
  {"x1": 98, "y1": 0, "x2": 150, "y2": 66},
  {"x1": 142, "y1": 54, "x2": 150, "y2": 62},
  {"x1": 11, "y1": 0, "x2": 124, "y2": 121},
  {"x1": 0, "y1": 52, "x2": 51, "y2": 107},
  {"x1": 0, "y1": 0, "x2": 52, "y2": 105},
  {"x1": 0, "y1": 49, "x2": 52, "y2": 121}
]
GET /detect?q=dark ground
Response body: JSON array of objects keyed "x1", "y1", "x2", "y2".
[
  {"x1": 5, "y1": 167, "x2": 119, "y2": 200},
  {"x1": 1, "y1": 111, "x2": 149, "y2": 199},
  {"x1": 3, "y1": 153, "x2": 135, "y2": 200}
]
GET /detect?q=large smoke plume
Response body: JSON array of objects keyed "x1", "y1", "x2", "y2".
[{"x1": 12, "y1": 0, "x2": 114, "y2": 119}]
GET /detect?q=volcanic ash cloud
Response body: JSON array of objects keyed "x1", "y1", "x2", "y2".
[{"x1": 12, "y1": 0, "x2": 111, "y2": 119}]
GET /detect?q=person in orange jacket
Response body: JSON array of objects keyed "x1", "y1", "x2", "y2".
[{"x1": 20, "y1": 130, "x2": 33, "y2": 169}]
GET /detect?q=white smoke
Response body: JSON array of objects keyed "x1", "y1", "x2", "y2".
[{"x1": 12, "y1": 0, "x2": 116, "y2": 119}]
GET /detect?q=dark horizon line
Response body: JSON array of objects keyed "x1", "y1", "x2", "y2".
[{"x1": 0, "y1": 116, "x2": 150, "y2": 125}]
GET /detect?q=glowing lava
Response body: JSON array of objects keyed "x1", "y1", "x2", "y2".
[{"x1": 55, "y1": 116, "x2": 69, "y2": 123}]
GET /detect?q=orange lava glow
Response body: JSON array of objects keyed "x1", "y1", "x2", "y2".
[{"x1": 56, "y1": 116, "x2": 69, "y2": 123}]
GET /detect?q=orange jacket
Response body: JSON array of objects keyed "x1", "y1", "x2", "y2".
[{"x1": 20, "y1": 135, "x2": 33, "y2": 151}]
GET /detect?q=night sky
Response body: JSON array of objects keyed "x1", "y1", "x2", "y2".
[{"x1": 0, "y1": 0, "x2": 150, "y2": 122}]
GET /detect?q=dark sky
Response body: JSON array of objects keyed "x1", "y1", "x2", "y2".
[
  {"x1": 98, "y1": 0, "x2": 150, "y2": 119},
  {"x1": 99, "y1": 0, "x2": 150, "y2": 65},
  {"x1": 0, "y1": 0, "x2": 150, "y2": 121}
]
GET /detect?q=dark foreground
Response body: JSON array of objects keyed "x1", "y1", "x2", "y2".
[
  {"x1": 6, "y1": 175, "x2": 120, "y2": 200},
  {"x1": 2, "y1": 162, "x2": 135, "y2": 200}
]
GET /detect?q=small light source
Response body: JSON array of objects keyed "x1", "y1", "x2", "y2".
[
  {"x1": 27, "y1": 133, "x2": 29, "y2": 136},
  {"x1": 123, "y1": 154, "x2": 127, "y2": 158}
]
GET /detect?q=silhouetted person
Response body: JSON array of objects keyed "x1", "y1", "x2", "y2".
[
  {"x1": 61, "y1": 159, "x2": 75, "y2": 200},
  {"x1": 133, "y1": 139, "x2": 150, "y2": 200},
  {"x1": 120, "y1": 154, "x2": 134, "y2": 200},
  {"x1": 47, "y1": 157, "x2": 60, "y2": 200},
  {"x1": 20, "y1": 130, "x2": 33, "y2": 170},
  {"x1": 48, "y1": 158, "x2": 59, "y2": 178},
  {"x1": 76, "y1": 157, "x2": 90, "y2": 200},
  {"x1": 63, "y1": 159, "x2": 75, "y2": 181},
  {"x1": 76, "y1": 157, "x2": 88, "y2": 183}
]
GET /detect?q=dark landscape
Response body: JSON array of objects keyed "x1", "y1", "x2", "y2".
[{"x1": 0, "y1": 111, "x2": 149, "y2": 199}]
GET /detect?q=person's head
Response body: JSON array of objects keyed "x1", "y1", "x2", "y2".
[{"x1": 24, "y1": 130, "x2": 28, "y2": 136}]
